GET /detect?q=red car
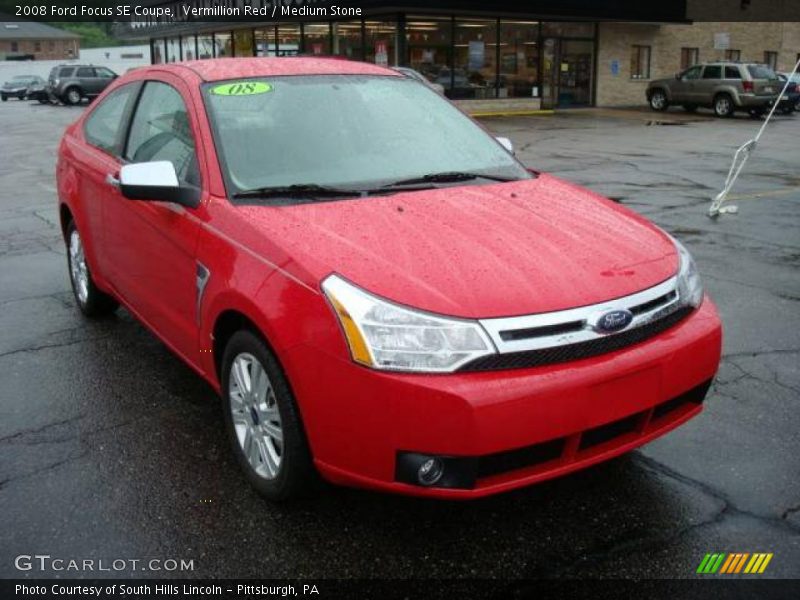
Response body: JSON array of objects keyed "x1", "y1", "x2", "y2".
[{"x1": 56, "y1": 58, "x2": 722, "y2": 500}]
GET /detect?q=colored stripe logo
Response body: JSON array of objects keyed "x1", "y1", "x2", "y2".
[{"x1": 697, "y1": 553, "x2": 773, "y2": 574}]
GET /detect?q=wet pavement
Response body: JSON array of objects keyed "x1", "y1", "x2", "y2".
[{"x1": 0, "y1": 100, "x2": 798, "y2": 580}]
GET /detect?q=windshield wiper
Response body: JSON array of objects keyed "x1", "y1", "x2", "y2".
[
  {"x1": 232, "y1": 184, "x2": 365, "y2": 201},
  {"x1": 384, "y1": 171, "x2": 519, "y2": 188}
]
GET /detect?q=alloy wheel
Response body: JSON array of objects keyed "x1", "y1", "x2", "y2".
[
  {"x1": 715, "y1": 97, "x2": 732, "y2": 117},
  {"x1": 67, "y1": 89, "x2": 81, "y2": 104},
  {"x1": 68, "y1": 230, "x2": 89, "y2": 305},
  {"x1": 650, "y1": 91, "x2": 667, "y2": 110},
  {"x1": 229, "y1": 353, "x2": 283, "y2": 480}
]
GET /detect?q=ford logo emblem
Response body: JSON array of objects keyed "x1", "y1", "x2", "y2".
[{"x1": 592, "y1": 309, "x2": 634, "y2": 334}]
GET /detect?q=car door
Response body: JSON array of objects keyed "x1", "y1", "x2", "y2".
[
  {"x1": 75, "y1": 66, "x2": 100, "y2": 95},
  {"x1": 67, "y1": 83, "x2": 140, "y2": 279},
  {"x1": 94, "y1": 67, "x2": 117, "y2": 95},
  {"x1": 673, "y1": 65, "x2": 702, "y2": 103},
  {"x1": 103, "y1": 76, "x2": 203, "y2": 363},
  {"x1": 698, "y1": 65, "x2": 722, "y2": 103}
]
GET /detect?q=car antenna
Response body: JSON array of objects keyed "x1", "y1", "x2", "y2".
[{"x1": 708, "y1": 57, "x2": 800, "y2": 218}]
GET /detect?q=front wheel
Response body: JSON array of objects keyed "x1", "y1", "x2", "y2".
[
  {"x1": 649, "y1": 90, "x2": 668, "y2": 111},
  {"x1": 221, "y1": 330, "x2": 316, "y2": 501},
  {"x1": 65, "y1": 221, "x2": 118, "y2": 317},
  {"x1": 713, "y1": 94, "x2": 735, "y2": 118}
]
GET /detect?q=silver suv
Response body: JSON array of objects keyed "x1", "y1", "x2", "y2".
[
  {"x1": 46, "y1": 65, "x2": 118, "y2": 105},
  {"x1": 647, "y1": 62, "x2": 780, "y2": 117}
]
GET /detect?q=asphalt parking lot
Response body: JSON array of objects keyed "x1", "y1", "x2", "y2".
[{"x1": 0, "y1": 99, "x2": 798, "y2": 581}]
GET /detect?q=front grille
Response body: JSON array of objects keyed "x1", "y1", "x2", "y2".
[
  {"x1": 461, "y1": 306, "x2": 693, "y2": 372},
  {"x1": 477, "y1": 438, "x2": 565, "y2": 479}
]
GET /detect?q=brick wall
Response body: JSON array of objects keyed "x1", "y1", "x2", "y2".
[
  {"x1": 0, "y1": 38, "x2": 79, "y2": 61},
  {"x1": 596, "y1": 22, "x2": 800, "y2": 107}
]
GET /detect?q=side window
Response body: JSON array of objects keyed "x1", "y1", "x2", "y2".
[
  {"x1": 83, "y1": 85, "x2": 137, "y2": 154},
  {"x1": 724, "y1": 66, "x2": 742, "y2": 79},
  {"x1": 76, "y1": 67, "x2": 94, "y2": 78},
  {"x1": 683, "y1": 66, "x2": 702, "y2": 80},
  {"x1": 702, "y1": 66, "x2": 722, "y2": 79},
  {"x1": 59, "y1": 67, "x2": 75, "y2": 78},
  {"x1": 125, "y1": 81, "x2": 199, "y2": 187}
]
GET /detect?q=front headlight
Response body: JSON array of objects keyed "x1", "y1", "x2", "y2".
[
  {"x1": 673, "y1": 237, "x2": 704, "y2": 308},
  {"x1": 322, "y1": 275, "x2": 496, "y2": 373}
]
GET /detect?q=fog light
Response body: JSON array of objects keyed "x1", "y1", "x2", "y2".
[{"x1": 417, "y1": 458, "x2": 444, "y2": 486}]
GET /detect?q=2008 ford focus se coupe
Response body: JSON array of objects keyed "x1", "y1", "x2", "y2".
[{"x1": 56, "y1": 58, "x2": 722, "y2": 500}]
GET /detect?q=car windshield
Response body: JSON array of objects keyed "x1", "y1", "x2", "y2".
[
  {"x1": 202, "y1": 75, "x2": 531, "y2": 202},
  {"x1": 747, "y1": 65, "x2": 777, "y2": 79}
]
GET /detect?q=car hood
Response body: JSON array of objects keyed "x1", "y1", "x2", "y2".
[{"x1": 234, "y1": 174, "x2": 678, "y2": 319}]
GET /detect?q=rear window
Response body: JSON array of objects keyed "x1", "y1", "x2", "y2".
[
  {"x1": 724, "y1": 66, "x2": 742, "y2": 79},
  {"x1": 747, "y1": 65, "x2": 776, "y2": 79}
]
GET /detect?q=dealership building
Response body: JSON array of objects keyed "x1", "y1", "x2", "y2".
[{"x1": 121, "y1": 0, "x2": 800, "y2": 111}]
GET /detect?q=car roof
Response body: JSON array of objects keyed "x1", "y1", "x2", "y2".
[{"x1": 154, "y1": 57, "x2": 402, "y2": 82}]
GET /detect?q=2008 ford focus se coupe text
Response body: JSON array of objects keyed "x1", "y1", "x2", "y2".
[{"x1": 56, "y1": 58, "x2": 722, "y2": 500}]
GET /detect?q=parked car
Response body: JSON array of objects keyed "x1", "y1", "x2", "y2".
[
  {"x1": 1, "y1": 75, "x2": 44, "y2": 101},
  {"x1": 777, "y1": 72, "x2": 800, "y2": 114},
  {"x1": 46, "y1": 64, "x2": 118, "y2": 105},
  {"x1": 392, "y1": 66, "x2": 446, "y2": 95},
  {"x1": 24, "y1": 78, "x2": 51, "y2": 104},
  {"x1": 647, "y1": 62, "x2": 780, "y2": 117},
  {"x1": 57, "y1": 59, "x2": 722, "y2": 501}
]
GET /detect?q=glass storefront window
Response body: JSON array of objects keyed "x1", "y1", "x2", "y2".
[
  {"x1": 277, "y1": 24, "x2": 301, "y2": 57},
  {"x1": 152, "y1": 39, "x2": 165, "y2": 64},
  {"x1": 181, "y1": 35, "x2": 196, "y2": 61},
  {"x1": 304, "y1": 23, "x2": 330, "y2": 56},
  {"x1": 500, "y1": 21, "x2": 540, "y2": 98},
  {"x1": 197, "y1": 33, "x2": 214, "y2": 59},
  {"x1": 406, "y1": 16, "x2": 452, "y2": 93},
  {"x1": 454, "y1": 19, "x2": 498, "y2": 100},
  {"x1": 166, "y1": 38, "x2": 180, "y2": 62},
  {"x1": 364, "y1": 21, "x2": 397, "y2": 66},
  {"x1": 234, "y1": 29, "x2": 255, "y2": 57},
  {"x1": 332, "y1": 21, "x2": 363, "y2": 59},
  {"x1": 215, "y1": 32, "x2": 233, "y2": 58},
  {"x1": 541, "y1": 22, "x2": 594, "y2": 38},
  {"x1": 255, "y1": 27, "x2": 275, "y2": 57}
]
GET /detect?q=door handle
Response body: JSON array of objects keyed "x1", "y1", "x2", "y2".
[{"x1": 106, "y1": 173, "x2": 120, "y2": 188}]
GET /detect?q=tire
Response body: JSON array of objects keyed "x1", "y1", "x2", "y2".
[
  {"x1": 63, "y1": 87, "x2": 82, "y2": 105},
  {"x1": 649, "y1": 89, "x2": 668, "y2": 111},
  {"x1": 65, "y1": 220, "x2": 118, "y2": 317},
  {"x1": 780, "y1": 105, "x2": 794, "y2": 115},
  {"x1": 683, "y1": 104, "x2": 698, "y2": 113},
  {"x1": 221, "y1": 330, "x2": 316, "y2": 501},
  {"x1": 713, "y1": 93, "x2": 735, "y2": 118},
  {"x1": 17, "y1": 92, "x2": 25, "y2": 100},
  {"x1": 1, "y1": 95, "x2": 7, "y2": 102}
]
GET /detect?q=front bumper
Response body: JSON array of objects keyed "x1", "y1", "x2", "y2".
[{"x1": 284, "y1": 298, "x2": 722, "y2": 499}]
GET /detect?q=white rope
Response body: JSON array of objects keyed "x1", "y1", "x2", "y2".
[{"x1": 709, "y1": 57, "x2": 800, "y2": 218}]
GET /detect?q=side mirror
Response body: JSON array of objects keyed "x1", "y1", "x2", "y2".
[
  {"x1": 119, "y1": 161, "x2": 200, "y2": 208},
  {"x1": 496, "y1": 136, "x2": 514, "y2": 154}
]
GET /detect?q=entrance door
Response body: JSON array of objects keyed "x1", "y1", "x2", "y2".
[{"x1": 541, "y1": 38, "x2": 594, "y2": 108}]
